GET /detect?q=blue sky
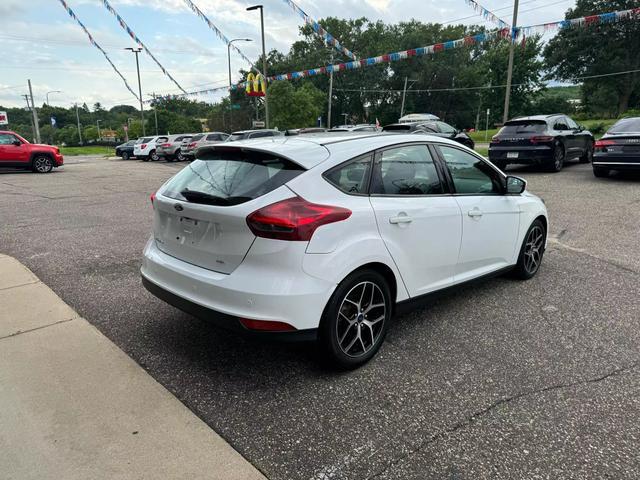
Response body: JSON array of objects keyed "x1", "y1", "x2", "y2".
[{"x1": 0, "y1": 0, "x2": 576, "y2": 109}]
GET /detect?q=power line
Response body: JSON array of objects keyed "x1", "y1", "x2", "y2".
[{"x1": 333, "y1": 67, "x2": 640, "y2": 94}]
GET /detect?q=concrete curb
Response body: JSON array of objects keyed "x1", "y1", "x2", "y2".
[{"x1": 0, "y1": 254, "x2": 266, "y2": 480}]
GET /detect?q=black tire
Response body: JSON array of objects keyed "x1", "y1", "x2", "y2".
[
  {"x1": 319, "y1": 269, "x2": 392, "y2": 369},
  {"x1": 32, "y1": 155, "x2": 54, "y2": 173},
  {"x1": 593, "y1": 166, "x2": 609, "y2": 178},
  {"x1": 150, "y1": 150, "x2": 159, "y2": 161},
  {"x1": 176, "y1": 152, "x2": 185, "y2": 162},
  {"x1": 512, "y1": 219, "x2": 546, "y2": 280},
  {"x1": 122, "y1": 151, "x2": 130, "y2": 160},
  {"x1": 547, "y1": 142, "x2": 565, "y2": 172},
  {"x1": 579, "y1": 143, "x2": 594, "y2": 163}
]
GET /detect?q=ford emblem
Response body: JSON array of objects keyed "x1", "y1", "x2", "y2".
[{"x1": 174, "y1": 204, "x2": 184, "y2": 212}]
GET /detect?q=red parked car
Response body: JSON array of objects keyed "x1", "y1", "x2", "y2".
[{"x1": 0, "y1": 131, "x2": 64, "y2": 173}]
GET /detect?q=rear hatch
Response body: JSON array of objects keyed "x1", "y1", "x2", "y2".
[
  {"x1": 153, "y1": 148, "x2": 305, "y2": 273},
  {"x1": 492, "y1": 120, "x2": 548, "y2": 147},
  {"x1": 598, "y1": 134, "x2": 640, "y2": 154}
]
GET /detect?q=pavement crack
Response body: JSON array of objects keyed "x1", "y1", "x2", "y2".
[
  {"x1": 547, "y1": 237, "x2": 640, "y2": 276},
  {"x1": 0, "y1": 318, "x2": 77, "y2": 341},
  {"x1": 365, "y1": 362, "x2": 639, "y2": 480}
]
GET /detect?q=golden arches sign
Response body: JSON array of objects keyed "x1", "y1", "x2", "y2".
[{"x1": 245, "y1": 73, "x2": 266, "y2": 97}]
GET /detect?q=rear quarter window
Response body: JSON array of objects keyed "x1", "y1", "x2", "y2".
[{"x1": 161, "y1": 150, "x2": 305, "y2": 206}]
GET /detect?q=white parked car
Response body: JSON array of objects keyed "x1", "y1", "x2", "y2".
[
  {"x1": 141, "y1": 133, "x2": 548, "y2": 368},
  {"x1": 134, "y1": 136, "x2": 162, "y2": 162}
]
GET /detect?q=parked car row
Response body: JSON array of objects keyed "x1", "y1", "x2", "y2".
[{"x1": 116, "y1": 130, "x2": 284, "y2": 162}]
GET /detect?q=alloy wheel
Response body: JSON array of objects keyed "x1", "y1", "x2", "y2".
[
  {"x1": 336, "y1": 281, "x2": 386, "y2": 358},
  {"x1": 523, "y1": 225, "x2": 544, "y2": 275},
  {"x1": 34, "y1": 156, "x2": 53, "y2": 173}
]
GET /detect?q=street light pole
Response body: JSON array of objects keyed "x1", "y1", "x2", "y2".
[
  {"x1": 400, "y1": 78, "x2": 418, "y2": 119},
  {"x1": 327, "y1": 52, "x2": 334, "y2": 129},
  {"x1": 502, "y1": 0, "x2": 520, "y2": 124},
  {"x1": 75, "y1": 103, "x2": 83, "y2": 145},
  {"x1": 46, "y1": 90, "x2": 62, "y2": 106},
  {"x1": 247, "y1": 5, "x2": 269, "y2": 129},
  {"x1": 126, "y1": 47, "x2": 145, "y2": 135},
  {"x1": 341, "y1": 113, "x2": 349, "y2": 126},
  {"x1": 228, "y1": 38, "x2": 253, "y2": 131}
]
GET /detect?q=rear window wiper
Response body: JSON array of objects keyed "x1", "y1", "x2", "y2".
[{"x1": 180, "y1": 189, "x2": 251, "y2": 206}]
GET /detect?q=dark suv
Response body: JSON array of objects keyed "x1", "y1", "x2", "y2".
[
  {"x1": 383, "y1": 121, "x2": 474, "y2": 149},
  {"x1": 489, "y1": 114, "x2": 594, "y2": 172}
]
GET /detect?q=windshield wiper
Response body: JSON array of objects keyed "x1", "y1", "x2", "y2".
[{"x1": 180, "y1": 189, "x2": 250, "y2": 206}]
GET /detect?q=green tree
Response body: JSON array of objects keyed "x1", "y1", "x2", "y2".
[
  {"x1": 269, "y1": 81, "x2": 324, "y2": 130},
  {"x1": 544, "y1": 0, "x2": 640, "y2": 115}
]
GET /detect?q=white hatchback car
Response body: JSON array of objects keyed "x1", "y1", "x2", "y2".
[{"x1": 141, "y1": 134, "x2": 548, "y2": 368}]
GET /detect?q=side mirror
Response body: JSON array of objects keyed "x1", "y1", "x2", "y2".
[{"x1": 506, "y1": 175, "x2": 526, "y2": 194}]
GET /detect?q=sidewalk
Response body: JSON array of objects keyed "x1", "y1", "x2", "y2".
[{"x1": 0, "y1": 254, "x2": 266, "y2": 480}]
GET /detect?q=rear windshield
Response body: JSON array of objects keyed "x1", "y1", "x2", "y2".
[
  {"x1": 161, "y1": 150, "x2": 305, "y2": 206},
  {"x1": 191, "y1": 134, "x2": 205, "y2": 142},
  {"x1": 228, "y1": 133, "x2": 247, "y2": 142},
  {"x1": 608, "y1": 118, "x2": 640, "y2": 134},
  {"x1": 499, "y1": 121, "x2": 547, "y2": 134},
  {"x1": 138, "y1": 137, "x2": 153, "y2": 143},
  {"x1": 175, "y1": 135, "x2": 191, "y2": 142},
  {"x1": 157, "y1": 137, "x2": 169, "y2": 143}
]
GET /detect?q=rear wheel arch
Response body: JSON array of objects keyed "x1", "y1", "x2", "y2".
[{"x1": 347, "y1": 262, "x2": 398, "y2": 307}]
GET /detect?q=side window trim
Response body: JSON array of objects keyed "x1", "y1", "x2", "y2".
[
  {"x1": 433, "y1": 143, "x2": 506, "y2": 196},
  {"x1": 322, "y1": 153, "x2": 375, "y2": 197},
  {"x1": 370, "y1": 142, "x2": 447, "y2": 197}
]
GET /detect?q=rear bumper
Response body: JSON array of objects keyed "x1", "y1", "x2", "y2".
[
  {"x1": 140, "y1": 237, "x2": 334, "y2": 333},
  {"x1": 141, "y1": 275, "x2": 317, "y2": 341},
  {"x1": 593, "y1": 154, "x2": 640, "y2": 170},
  {"x1": 489, "y1": 146, "x2": 553, "y2": 164}
]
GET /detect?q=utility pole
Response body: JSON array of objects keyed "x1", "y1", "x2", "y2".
[
  {"x1": 28, "y1": 80, "x2": 41, "y2": 143},
  {"x1": 151, "y1": 93, "x2": 158, "y2": 135},
  {"x1": 75, "y1": 103, "x2": 83, "y2": 145},
  {"x1": 400, "y1": 77, "x2": 409, "y2": 118},
  {"x1": 502, "y1": 0, "x2": 520, "y2": 124},
  {"x1": 327, "y1": 52, "x2": 334, "y2": 129},
  {"x1": 23, "y1": 95, "x2": 36, "y2": 142},
  {"x1": 247, "y1": 5, "x2": 269, "y2": 128},
  {"x1": 96, "y1": 120, "x2": 102, "y2": 141},
  {"x1": 125, "y1": 47, "x2": 145, "y2": 135}
]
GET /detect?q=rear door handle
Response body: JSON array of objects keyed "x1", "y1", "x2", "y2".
[
  {"x1": 468, "y1": 209, "x2": 483, "y2": 218},
  {"x1": 389, "y1": 216, "x2": 413, "y2": 224}
]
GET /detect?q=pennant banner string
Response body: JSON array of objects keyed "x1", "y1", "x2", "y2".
[
  {"x1": 280, "y1": 0, "x2": 358, "y2": 60},
  {"x1": 181, "y1": 0, "x2": 261, "y2": 74},
  {"x1": 101, "y1": 0, "x2": 187, "y2": 94},
  {"x1": 56, "y1": 0, "x2": 140, "y2": 101},
  {"x1": 463, "y1": 0, "x2": 510, "y2": 30},
  {"x1": 150, "y1": 7, "x2": 640, "y2": 101}
]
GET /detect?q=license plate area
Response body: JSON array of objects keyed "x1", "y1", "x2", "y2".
[
  {"x1": 176, "y1": 216, "x2": 210, "y2": 245},
  {"x1": 507, "y1": 152, "x2": 519, "y2": 159}
]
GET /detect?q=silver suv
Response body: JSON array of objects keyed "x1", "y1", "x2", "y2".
[
  {"x1": 181, "y1": 132, "x2": 228, "y2": 160},
  {"x1": 156, "y1": 134, "x2": 194, "y2": 162}
]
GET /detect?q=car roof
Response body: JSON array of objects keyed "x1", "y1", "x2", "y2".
[
  {"x1": 231, "y1": 129, "x2": 279, "y2": 134},
  {"x1": 201, "y1": 132, "x2": 464, "y2": 170},
  {"x1": 510, "y1": 114, "x2": 566, "y2": 122}
]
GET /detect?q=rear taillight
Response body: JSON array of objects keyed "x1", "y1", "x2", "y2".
[
  {"x1": 188, "y1": 142, "x2": 197, "y2": 148},
  {"x1": 595, "y1": 139, "x2": 615, "y2": 150},
  {"x1": 150, "y1": 192, "x2": 156, "y2": 207},
  {"x1": 161, "y1": 143, "x2": 171, "y2": 148},
  {"x1": 530, "y1": 136, "x2": 554, "y2": 144},
  {"x1": 141, "y1": 143, "x2": 147, "y2": 149},
  {"x1": 239, "y1": 318, "x2": 296, "y2": 332},
  {"x1": 246, "y1": 196, "x2": 352, "y2": 241}
]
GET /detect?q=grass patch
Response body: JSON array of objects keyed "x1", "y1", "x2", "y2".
[
  {"x1": 60, "y1": 146, "x2": 115, "y2": 156},
  {"x1": 469, "y1": 129, "x2": 499, "y2": 143},
  {"x1": 475, "y1": 147, "x2": 489, "y2": 157}
]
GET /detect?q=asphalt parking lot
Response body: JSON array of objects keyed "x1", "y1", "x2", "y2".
[{"x1": 1, "y1": 155, "x2": 639, "y2": 479}]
